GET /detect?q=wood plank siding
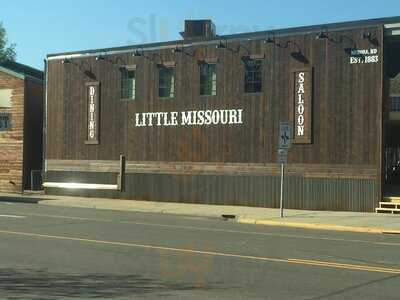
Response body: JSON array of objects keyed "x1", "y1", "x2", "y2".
[{"x1": 45, "y1": 25, "x2": 385, "y2": 211}]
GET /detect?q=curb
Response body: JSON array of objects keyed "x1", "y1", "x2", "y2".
[
  {"x1": 20, "y1": 198, "x2": 400, "y2": 235},
  {"x1": 381, "y1": 230, "x2": 400, "y2": 235},
  {"x1": 0, "y1": 196, "x2": 39, "y2": 204},
  {"x1": 237, "y1": 218, "x2": 385, "y2": 234}
]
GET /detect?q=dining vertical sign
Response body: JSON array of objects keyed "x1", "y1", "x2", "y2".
[
  {"x1": 85, "y1": 82, "x2": 100, "y2": 144},
  {"x1": 293, "y1": 70, "x2": 312, "y2": 144}
]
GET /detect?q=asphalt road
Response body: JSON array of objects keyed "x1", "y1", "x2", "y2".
[{"x1": 0, "y1": 202, "x2": 400, "y2": 299}]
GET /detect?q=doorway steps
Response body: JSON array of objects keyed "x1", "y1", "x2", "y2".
[
  {"x1": 23, "y1": 190, "x2": 45, "y2": 195},
  {"x1": 376, "y1": 197, "x2": 400, "y2": 214}
]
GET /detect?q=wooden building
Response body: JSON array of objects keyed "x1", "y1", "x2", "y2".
[
  {"x1": 0, "y1": 61, "x2": 44, "y2": 193},
  {"x1": 44, "y1": 17, "x2": 400, "y2": 212}
]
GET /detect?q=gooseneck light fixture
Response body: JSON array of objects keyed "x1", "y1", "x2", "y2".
[
  {"x1": 133, "y1": 49, "x2": 143, "y2": 57},
  {"x1": 96, "y1": 55, "x2": 127, "y2": 67},
  {"x1": 274, "y1": 40, "x2": 309, "y2": 64},
  {"x1": 215, "y1": 39, "x2": 228, "y2": 49},
  {"x1": 235, "y1": 43, "x2": 251, "y2": 56},
  {"x1": 215, "y1": 39, "x2": 252, "y2": 57},
  {"x1": 315, "y1": 28, "x2": 357, "y2": 48},
  {"x1": 172, "y1": 44, "x2": 196, "y2": 57},
  {"x1": 316, "y1": 30, "x2": 329, "y2": 40},
  {"x1": 362, "y1": 32, "x2": 380, "y2": 46},
  {"x1": 132, "y1": 48, "x2": 161, "y2": 62},
  {"x1": 262, "y1": 32, "x2": 308, "y2": 63},
  {"x1": 264, "y1": 32, "x2": 277, "y2": 45},
  {"x1": 61, "y1": 58, "x2": 97, "y2": 79}
]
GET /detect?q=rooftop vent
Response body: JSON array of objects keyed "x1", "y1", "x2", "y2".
[{"x1": 180, "y1": 20, "x2": 216, "y2": 40}]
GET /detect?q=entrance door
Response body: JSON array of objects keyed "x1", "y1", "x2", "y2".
[{"x1": 384, "y1": 38, "x2": 400, "y2": 195}]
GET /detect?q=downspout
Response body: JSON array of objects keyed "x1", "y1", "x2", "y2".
[{"x1": 43, "y1": 59, "x2": 48, "y2": 183}]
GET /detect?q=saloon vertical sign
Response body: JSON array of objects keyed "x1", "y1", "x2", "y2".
[
  {"x1": 293, "y1": 70, "x2": 312, "y2": 144},
  {"x1": 85, "y1": 82, "x2": 100, "y2": 144}
]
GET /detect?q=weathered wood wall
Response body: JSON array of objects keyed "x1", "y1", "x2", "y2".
[{"x1": 45, "y1": 25, "x2": 385, "y2": 211}]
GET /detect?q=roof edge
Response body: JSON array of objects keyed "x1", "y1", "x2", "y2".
[
  {"x1": 0, "y1": 61, "x2": 44, "y2": 81},
  {"x1": 47, "y1": 15, "x2": 400, "y2": 60},
  {"x1": 0, "y1": 65, "x2": 25, "y2": 80}
]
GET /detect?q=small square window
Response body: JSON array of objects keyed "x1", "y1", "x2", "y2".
[
  {"x1": 159, "y1": 67, "x2": 175, "y2": 98},
  {"x1": 0, "y1": 113, "x2": 11, "y2": 131},
  {"x1": 121, "y1": 69, "x2": 136, "y2": 100},
  {"x1": 244, "y1": 59, "x2": 263, "y2": 93},
  {"x1": 200, "y1": 63, "x2": 217, "y2": 96},
  {"x1": 0, "y1": 89, "x2": 12, "y2": 108}
]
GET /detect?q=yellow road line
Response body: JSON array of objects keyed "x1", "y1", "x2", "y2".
[
  {"x1": 288, "y1": 259, "x2": 400, "y2": 274},
  {"x1": 0, "y1": 229, "x2": 399, "y2": 274},
  {"x1": 17, "y1": 212, "x2": 400, "y2": 248}
]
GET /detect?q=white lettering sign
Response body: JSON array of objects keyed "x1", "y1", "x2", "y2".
[
  {"x1": 296, "y1": 72, "x2": 305, "y2": 137},
  {"x1": 349, "y1": 48, "x2": 379, "y2": 65},
  {"x1": 134, "y1": 109, "x2": 244, "y2": 127},
  {"x1": 86, "y1": 83, "x2": 99, "y2": 143},
  {"x1": 88, "y1": 87, "x2": 96, "y2": 139},
  {"x1": 293, "y1": 70, "x2": 312, "y2": 144}
]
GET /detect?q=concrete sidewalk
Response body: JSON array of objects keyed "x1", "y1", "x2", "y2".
[{"x1": 2, "y1": 192, "x2": 400, "y2": 234}]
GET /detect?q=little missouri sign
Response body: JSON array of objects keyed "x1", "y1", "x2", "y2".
[{"x1": 134, "y1": 109, "x2": 244, "y2": 127}]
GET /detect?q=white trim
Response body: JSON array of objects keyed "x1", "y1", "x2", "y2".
[
  {"x1": 43, "y1": 182, "x2": 119, "y2": 190},
  {"x1": 384, "y1": 23, "x2": 400, "y2": 29},
  {"x1": 385, "y1": 23, "x2": 400, "y2": 36},
  {"x1": 0, "y1": 66, "x2": 25, "y2": 80}
]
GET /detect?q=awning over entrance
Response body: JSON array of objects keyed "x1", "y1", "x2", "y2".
[{"x1": 385, "y1": 23, "x2": 400, "y2": 36}]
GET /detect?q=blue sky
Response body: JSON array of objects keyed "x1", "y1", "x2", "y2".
[{"x1": 1, "y1": 0, "x2": 399, "y2": 70}]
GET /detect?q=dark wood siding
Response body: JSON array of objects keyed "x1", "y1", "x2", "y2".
[{"x1": 45, "y1": 25, "x2": 384, "y2": 211}]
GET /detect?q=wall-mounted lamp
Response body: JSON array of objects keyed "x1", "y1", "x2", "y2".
[
  {"x1": 172, "y1": 47, "x2": 182, "y2": 54},
  {"x1": 84, "y1": 70, "x2": 96, "y2": 80},
  {"x1": 290, "y1": 51, "x2": 309, "y2": 64},
  {"x1": 362, "y1": 32, "x2": 372, "y2": 39},
  {"x1": 277, "y1": 40, "x2": 309, "y2": 64},
  {"x1": 215, "y1": 40, "x2": 227, "y2": 49},
  {"x1": 132, "y1": 48, "x2": 158, "y2": 61},
  {"x1": 172, "y1": 45, "x2": 196, "y2": 57},
  {"x1": 235, "y1": 43, "x2": 250, "y2": 55},
  {"x1": 264, "y1": 32, "x2": 276, "y2": 45},
  {"x1": 61, "y1": 58, "x2": 97, "y2": 79},
  {"x1": 315, "y1": 30, "x2": 359, "y2": 50},
  {"x1": 216, "y1": 39, "x2": 245, "y2": 54},
  {"x1": 362, "y1": 32, "x2": 379, "y2": 46},
  {"x1": 133, "y1": 49, "x2": 143, "y2": 57},
  {"x1": 316, "y1": 30, "x2": 329, "y2": 40},
  {"x1": 264, "y1": 37, "x2": 275, "y2": 44}
]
